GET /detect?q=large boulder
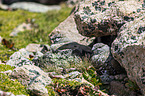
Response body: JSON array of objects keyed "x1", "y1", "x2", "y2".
[
  {"x1": 49, "y1": 15, "x2": 95, "y2": 46},
  {"x1": 111, "y1": 15, "x2": 145, "y2": 94},
  {"x1": 74, "y1": 0, "x2": 142, "y2": 37},
  {"x1": 10, "y1": 65, "x2": 52, "y2": 96}
]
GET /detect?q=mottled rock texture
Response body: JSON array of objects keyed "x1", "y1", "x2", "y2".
[
  {"x1": 91, "y1": 43, "x2": 110, "y2": 69},
  {"x1": 6, "y1": 48, "x2": 33, "y2": 67},
  {"x1": 11, "y1": 65, "x2": 52, "y2": 96},
  {"x1": 49, "y1": 15, "x2": 95, "y2": 46},
  {"x1": 74, "y1": 0, "x2": 142, "y2": 37},
  {"x1": 66, "y1": 0, "x2": 83, "y2": 7},
  {"x1": 111, "y1": 15, "x2": 145, "y2": 94}
]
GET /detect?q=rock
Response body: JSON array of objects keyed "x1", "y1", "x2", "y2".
[
  {"x1": 0, "y1": 36, "x2": 2, "y2": 43},
  {"x1": 64, "y1": 71, "x2": 81, "y2": 79},
  {"x1": 26, "y1": 44, "x2": 49, "y2": 53},
  {"x1": 10, "y1": 65, "x2": 52, "y2": 96},
  {"x1": 110, "y1": 81, "x2": 136, "y2": 96},
  {"x1": 66, "y1": 0, "x2": 83, "y2": 7},
  {"x1": 74, "y1": 0, "x2": 142, "y2": 37},
  {"x1": 100, "y1": 72, "x2": 114, "y2": 84},
  {"x1": 1, "y1": 70, "x2": 13, "y2": 76},
  {"x1": 56, "y1": 42, "x2": 92, "y2": 57},
  {"x1": 0, "y1": 90, "x2": 15, "y2": 96},
  {"x1": 114, "y1": 74, "x2": 126, "y2": 80},
  {"x1": 111, "y1": 15, "x2": 145, "y2": 94},
  {"x1": 91, "y1": 43, "x2": 110, "y2": 73},
  {"x1": 50, "y1": 43, "x2": 66, "y2": 52},
  {"x1": 49, "y1": 15, "x2": 95, "y2": 46},
  {"x1": 10, "y1": 23, "x2": 32, "y2": 37},
  {"x1": 9, "y1": 2, "x2": 61, "y2": 13},
  {"x1": 0, "y1": 2, "x2": 9, "y2": 10},
  {"x1": 33, "y1": 49, "x2": 81, "y2": 69},
  {"x1": 6, "y1": 48, "x2": 33, "y2": 67}
]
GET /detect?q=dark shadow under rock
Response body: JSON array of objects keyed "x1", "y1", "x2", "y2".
[
  {"x1": 56, "y1": 42, "x2": 93, "y2": 58},
  {"x1": 89, "y1": 35, "x2": 117, "y2": 47}
]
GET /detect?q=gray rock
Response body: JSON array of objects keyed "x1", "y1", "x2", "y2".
[
  {"x1": 0, "y1": 90, "x2": 15, "y2": 96},
  {"x1": 64, "y1": 71, "x2": 81, "y2": 79},
  {"x1": 10, "y1": 65, "x2": 52, "y2": 96},
  {"x1": 74, "y1": 0, "x2": 142, "y2": 37},
  {"x1": 49, "y1": 15, "x2": 95, "y2": 46},
  {"x1": 9, "y1": 2, "x2": 61, "y2": 13},
  {"x1": 6, "y1": 48, "x2": 33, "y2": 67},
  {"x1": 111, "y1": 15, "x2": 145, "y2": 94},
  {"x1": 0, "y1": 70, "x2": 13, "y2": 76},
  {"x1": 91, "y1": 43, "x2": 110, "y2": 71},
  {"x1": 0, "y1": 90, "x2": 26, "y2": 96},
  {"x1": 56, "y1": 42, "x2": 92, "y2": 57},
  {"x1": 10, "y1": 23, "x2": 32, "y2": 37},
  {"x1": 66, "y1": 0, "x2": 83, "y2": 7},
  {"x1": 33, "y1": 49, "x2": 81, "y2": 69},
  {"x1": 110, "y1": 81, "x2": 136, "y2": 96},
  {"x1": 100, "y1": 72, "x2": 114, "y2": 84},
  {"x1": 26, "y1": 44, "x2": 49, "y2": 53},
  {"x1": 0, "y1": 36, "x2": 2, "y2": 43}
]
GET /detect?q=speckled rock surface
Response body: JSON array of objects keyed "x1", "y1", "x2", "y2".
[
  {"x1": 26, "y1": 44, "x2": 49, "y2": 53},
  {"x1": 11, "y1": 65, "x2": 52, "y2": 96},
  {"x1": 91, "y1": 43, "x2": 110, "y2": 69},
  {"x1": 111, "y1": 15, "x2": 145, "y2": 95},
  {"x1": 33, "y1": 49, "x2": 82, "y2": 69},
  {"x1": 74, "y1": 0, "x2": 142, "y2": 37},
  {"x1": 6, "y1": 48, "x2": 33, "y2": 67},
  {"x1": 49, "y1": 15, "x2": 95, "y2": 46},
  {"x1": 66, "y1": 0, "x2": 83, "y2": 7}
]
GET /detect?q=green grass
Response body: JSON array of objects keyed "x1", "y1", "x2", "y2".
[
  {"x1": 0, "y1": 5, "x2": 72, "y2": 95},
  {"x1": 0, "y1": 64, "x2": 29, "y2": 95},
  {"x1": 0, "y1": 5, "x2": 72, "y2": 62}
]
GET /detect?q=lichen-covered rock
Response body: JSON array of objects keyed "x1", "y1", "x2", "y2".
[
  {"x1": 26, "y1": 44, "x2": 49, "y2": 53},
  {"x1": 11, "y1": 65, "x2": 52, "y2": 96},
  {"x1": 56, "y1": 42, "x2": 92, "y2": 57},
  {"x1": 66, "y1": 0, "x2": 83, "y2": 7},
  {"x1": 6, "y1": 48, "x2": 33, "y2": 67},
  {"x1": 74, "y1": 0, "x2": 142, "y2": 37},
  {"x1": 49, "y1": 15, "x2": 95, "y2": 46},
  {"x1": 91, "y1": 43, "x2": 110, "y2": 71},
  {"x1": 111, "y1": 15, "x2": 145, "y2": 94},
  {"x1": 33, "y1": 49, "x2": 81, "y2": 69}
]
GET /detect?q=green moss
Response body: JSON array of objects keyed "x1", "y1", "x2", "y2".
[
  {"x1": 0, "y1": 5, "x2": 72, "y2": 95},
  {"x1": 0, "y1": 6, "x2": 71, "y2": 61},
  {"x1": 0, "y1": 64, "x2": 29, "y2": 95},
  {"x1": 0, "y1": 64, "x2": 15, "y2": 72},
  {"x1": 0, "y1": 73, "x2": 30, "y2": 95}
]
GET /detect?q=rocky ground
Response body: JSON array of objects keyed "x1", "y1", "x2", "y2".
[{"x1": 0, "y1": 0, "x2": 145, "y2": 96}]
